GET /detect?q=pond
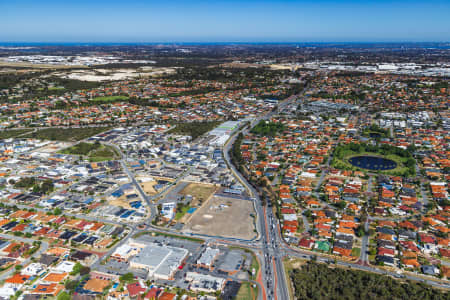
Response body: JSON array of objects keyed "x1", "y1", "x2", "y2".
[{"x1": 348, "y1": 155, "x2": 397, "y2": 171}]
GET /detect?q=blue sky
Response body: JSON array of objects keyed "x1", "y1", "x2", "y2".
[{"x1": 1, "y1": 0, "x2": 449, "y2": 42}]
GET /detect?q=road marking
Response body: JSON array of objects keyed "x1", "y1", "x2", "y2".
[{"x1": 273, "y1": 257, "x2": 278, "y2": 300}]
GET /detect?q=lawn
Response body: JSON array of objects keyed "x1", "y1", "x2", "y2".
[
  {"x1": 250, "y1": 120, "x2": 285, "y2": 137},
  {"x1": 175, "y1": 205, "x2": 191, "y2": 220},
  {"x1": 0, "y1": 129, "x2": 33, "y2": 139},
  {"x1": 90, "y1": 95, "x2": 129, "y2": 103},
  {"x1": 22, "y1": 126, "x2": 112, "y2": 142},
  {"x1": 331, "y1": 142, "x2": 416, "y2": 177},
  {"x1": 334, "y1": 152, "x2": 410, "y2": 176},
  {"x1": 235, "y1": 282, "x2": 258, "y2": 300},
  {"x1": 351, "y1": 247, "x2": 361, "y2": 257},
  {"x1": 250, "y1": 253, "x2": 260, "y2": 280},
  {"x1": 60, "y1": 142, "x2": 118, "y2": 161}
]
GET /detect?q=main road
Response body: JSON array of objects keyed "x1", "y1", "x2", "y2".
[{"x1": 223, "y1": 92, "x2": 301, "y2": 300}]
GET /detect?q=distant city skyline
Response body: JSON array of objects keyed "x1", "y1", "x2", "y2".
[{"x1": 2, "y1": 0, "x2": 450, "y2": 42}]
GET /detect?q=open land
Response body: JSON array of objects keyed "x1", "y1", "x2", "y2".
[{"x1": 183, "y1": 195, "x2": 256, "y2": 240}]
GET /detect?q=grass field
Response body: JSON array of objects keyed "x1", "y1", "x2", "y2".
[
  {"x1": 60, "y1": 142, "x2": 118, "y2": 161},
  {"x1": 60, "y1": 142, "x2": 100, "y2": 155},
  {"x1": 351, "y1": 247, "x2": 361, "y2": 257},
  {"x1": 90, "y1": 96, "x2": 129, "y2": 102},
  {"x1": 22, "y1": 126, "x2": 112, "y2": 141},
  {"x1": 235, "y1": 282, "x2": 258, "y2": 300},
  {"x1": 89, "y1": 145, "x2": 118, "y2": 162},
  {"x1": 0, "y1": 129, "x2": 34, "y2": 139}
]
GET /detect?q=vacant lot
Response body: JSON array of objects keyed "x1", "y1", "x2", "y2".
[
  {"x1": 0, "y1": 129, "x2": 33, "y2": 139},
  {"x1": 60, "y1": 142, "x2": 118, "y2": 161},
  {"x1": 36, "y1": 142, "x2": 72, "y2": 153},
  {"x1": 60, "y1": 142, "x2": 101, "y2": 155},
  {"x1": 236, "y1": 282, "x2": 258, "y2": 300},
  {"x1": 183, "y1": 195, "x2": 256, "y2": 240},
  {"x1": 138, "y1": 180, "x2": 158, "y2": 195},
  {"x1": 168, "y1": 121, "x2": 222, "y2": 140},
  {"x1": 22, "y1": 126, "x2": 111, "y2": 141},
  {"x1": 109, "y1": 196, "x2": 131, "y2": 209},
  {"x1": 90, "y1": 95, "x2": 129, "y2": 103},
  {"x1": 89, "y1": 145, "x2": 118, "y2": 162},
  {"x1": 179, "y1": 182, "x2": 216, "y2": 207}
]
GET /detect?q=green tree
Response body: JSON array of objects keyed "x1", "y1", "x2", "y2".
[
  {"x1": 57, "y1": 291, "x2": 71, "y2": 300},
  {"x1": 65, "y1": 279, "x2": 79, "y2": 291},
  {"x1": 70, "y1": 262, "x2": 83, "y2": 275},
  {"x1": 119, "y1": 272, "x2": 135, "y2": 283}
]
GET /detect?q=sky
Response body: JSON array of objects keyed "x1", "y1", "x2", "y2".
[{"x1": 1, "y1": 0, "x2": 449, "y2": 43}]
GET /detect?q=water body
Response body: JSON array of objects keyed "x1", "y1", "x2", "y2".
[{"x1": 348, "y1": 155, "x2": 397, "y2": 171}]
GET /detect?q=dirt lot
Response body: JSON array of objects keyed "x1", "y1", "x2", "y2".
[
  {"x1": 179, "y1": 182, "x2": 216, "y2": 207},
  {"x1": 36, "y1": 141, "x2": 73, "y2": 153},
  {"x1": 140, "y1": 181, "x2": 158, "y2": 195},
  {"x1": 108, "y1": 196, "x2": 131, "y2": 209},
  {"x1": 183, "y1": 195, "x2": 256, "y2": 240},
  {"x1": 138, "y1": 176, "x2": 174, "y2": 196}
]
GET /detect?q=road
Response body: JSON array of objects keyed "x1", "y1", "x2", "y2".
[
  {"x1": 223, "y1": 92, "x2": 300, "y2": 300},
  {"x1": 359, "y1": 219, "x2": 370, "y2": 265}
]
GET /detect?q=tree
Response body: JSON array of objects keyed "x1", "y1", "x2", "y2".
[
  {"x1": 79, "y1": 266, "x2": 91, "y2": 276},
  {"x1": 70, "y1": 262, "x2": 83, "y2": 275},
  {"x1": 120, "y1": 272, "x2": 135, "y2": 283},
  {"x1": 40, "y1": 179, "x2": 55, "y2": 194},
  {"x1": 289, "y1": 261, "x2": 447, "y2": 300},
  {"x1": 65, "y1": 279, "x2": 79, "y2": 291},
  {"x1": 57, "y1": 292, "x2": 71, "y2": 300},
  {"x1": 355, "y1": 224, "x2": 365, "y2": 237},
  {"x1": 335, "y1": 201, "x2": 346, "y2": 210}
]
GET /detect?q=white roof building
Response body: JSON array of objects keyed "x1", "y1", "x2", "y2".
[
  {"x1": 130, "y1": 243, "x2": 188, "y2": 280},
  {"x1": 21, "y1": 263, "x2": 45, "y2": 276},
  {"x1": 197, "y1": 247, "x2": 220, "y2": 268},
  {"x1": 53, "y1": 261, "x2": 75, "y2": 273}
]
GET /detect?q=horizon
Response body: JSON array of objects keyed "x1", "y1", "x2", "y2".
[
  {"x1": 2, "y1": 0, "x2": 450, "y2": 43},
  {"x1": 1, "y1": 41, "x2": 449, "y2": 46}
]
